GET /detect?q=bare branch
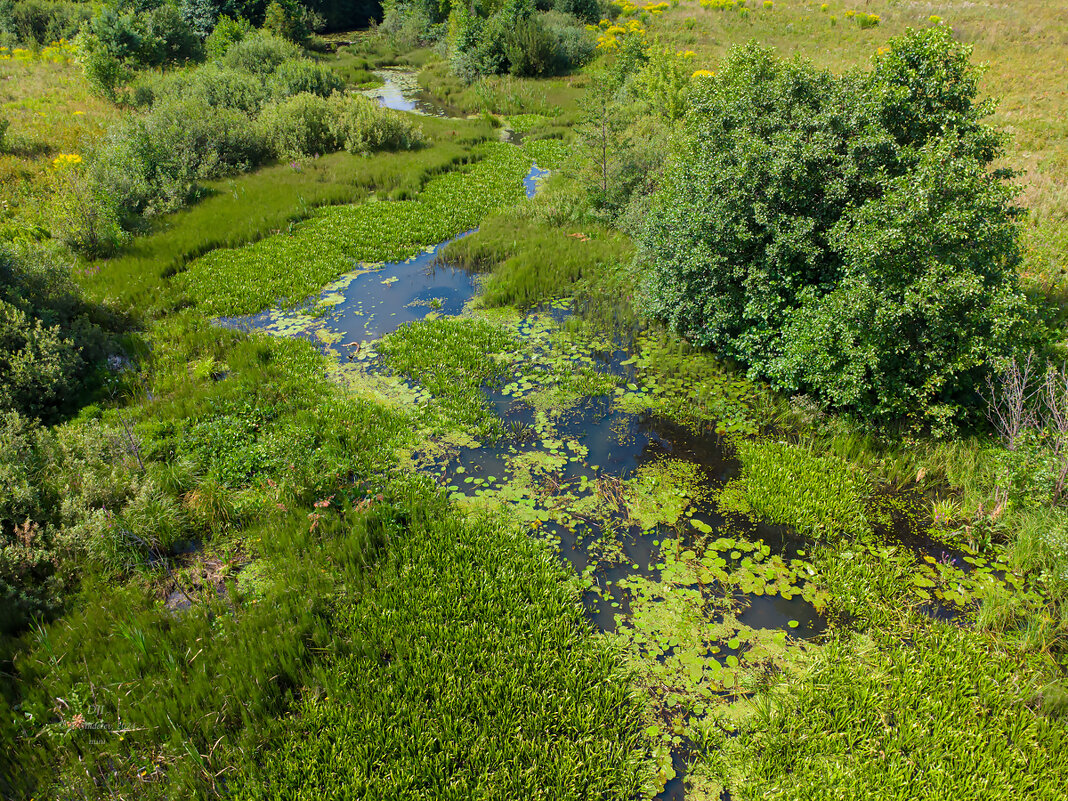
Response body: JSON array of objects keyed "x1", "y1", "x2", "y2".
[
  {"x1": 983, "y1": 351, "x2": 1038, "y2": 450},
  {"x1": 1043, "y1": 363, "x2": 1068, "y2": 503}
]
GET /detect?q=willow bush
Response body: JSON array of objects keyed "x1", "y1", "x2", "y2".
[{"x1": 639, "y1": 28, "x2": 1036, "y2": 432}]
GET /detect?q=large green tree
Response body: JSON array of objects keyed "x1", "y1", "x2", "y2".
[{"x1": 639, "y1": 28, "x2": 1035, "y2": 431}]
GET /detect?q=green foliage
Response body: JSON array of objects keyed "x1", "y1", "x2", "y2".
[
  {"x1": 255, "y1": 91, "x2": 336, "y2": 158},
  {"x1": 0, "y1": 242, "x2": 112, "y2": 422},
  {"x1": 220, "y1": 29, "x2": 301, "y2": 74},
  {"x1": 441, "y1": 178, "x2": 634, "y2": 310},
  {"x1": 717, "y1": 439, "x2": 871, "y2": 539},
  {"x1": 1, "y1": 0, "x2": 88, "y2": 46},
  {"x1": 82, "y1": 119, "x2": 494, "y2": 314},
  {"x1": 232, "y1": 484, "x2": 643, "y2": 800},
  {"x1": 75, "y1": 31, "x2": 125, "y2": 102},
  {"x1": 267, "y1": 56, "x2": 344, "y2": 97},
  {"x1": 182, "y1": 142, "x2": 533, "y2": 315},
  {"x1": 263, "y1": 0, "x2": 312, "y2": 44},
  {"x1": 730, "y1": 626, "x2": 1068, "y2": 798},
  {"x1": 379, "y1": 317, "x2": 518, "y2": 438},
  {"x1": 0, "y1": 109, "x2": 8, "y2": 153},
  {"x1": 75, "y1": 3, "x2": 200, "y2": 96},
  {"x1": 640, "y1": 29, "x2": 1034, "y2": 429},
  {"x1": 448, "y1": 0, "x2": 593, "y2": 81},
  {"x1": 255, "y1": 92, "x2": 420, "y2": 159},
  {"x1": 204, "y1": 14, "x2": 252, "y2": 60},
  {"x1": 75, "y1": 42, "x2": 408, "y2": 245},
  {"x1": 49, "y1": 164, "x2": 125, "y2": 257},
  {"x1": 90, "y1": 94, "x2": 263, "y2": 220}
]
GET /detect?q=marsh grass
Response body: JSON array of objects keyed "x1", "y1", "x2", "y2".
[
  {"x1": 442, "y1": 208, "x2": 633, "y2": 310},
  {"x1": 718, "y1": 438, "x2": 871, "y2": 539},
  {"x1": 378, "y1": 317, "x2": 519, "y2": 440},
  {"x1": 178, "y1": 140, "x2": 539, "y2": 316},
  {"x1": 81, "y1": 118, "x2": 499, "y2": 314},
  {"x1": 232, "y1": 485, "x2": 646, "y2": 801},
  {"x1": 724, "y1": 624, "x2": 1068, "y2": 799},
  {"x1": 418, "y1": 60, "x2": 588, "y2": 120}
]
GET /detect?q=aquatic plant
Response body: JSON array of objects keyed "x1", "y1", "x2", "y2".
[
  {"x1": 184, "y1": 142, "x2": 537, "y2": 316},
  {"x1": 718, "y1": 439, "x2": 870, "y2": 539}
]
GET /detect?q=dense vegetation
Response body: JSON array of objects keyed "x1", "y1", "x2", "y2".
[
  {"x1": 2, "y1": 0, "x2": 1068, "y2": 799},
  {"x1": 640, "y1": 28, "x2": 1033, "y2": 430}
]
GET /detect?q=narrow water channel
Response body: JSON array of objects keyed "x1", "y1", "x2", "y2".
[{"x1": 222, "y1": 155, "x2": 828, "y2": 799}]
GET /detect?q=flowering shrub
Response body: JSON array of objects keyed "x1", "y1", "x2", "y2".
[{"x1": 0, "y1": 39, "x2": 75, "y2": 62}]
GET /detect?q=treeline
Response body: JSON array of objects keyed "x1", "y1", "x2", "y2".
[{"x1": 0, "y1": 0, "x2": 382, "y2": 49}]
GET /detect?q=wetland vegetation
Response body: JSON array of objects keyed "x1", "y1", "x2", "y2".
[{"x1": 2, "y1": 0, "x2": 1068, "y2": 799}]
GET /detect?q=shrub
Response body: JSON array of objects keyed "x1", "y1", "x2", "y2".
[
  {"x1": 268, "y1": 57, "x2": 344, "y2": 98},
  {"x1": 0, "y1": 242, "x2": 110, "y2": 421},
  {"x1": 326, "y1": 93, "x2": 423, "y2": 153},
  {"x1": 75, "y1": 32, "x2": 125, "y2": 102},
  {"x1": 205, "y1": 14, "x2": 252, "y2": 60},
  {"x1": 639, "y1": 30, "x2": 1033, "y2": 429},
  {"x1": 5, "y1": 0, "x2": 88, "y2": 47},
  {"x1": 257, "y1": 93, "x2": 422, "y2": 159},
  {"x1": 503, "y1": 16, "x2": 557, "y2": 77},
  {"x1": 377, "y1": 0, "x2": 438, "y2": 49},
  {"x1": 553, "y1": 0, "x2": 601, "y2": 23},
  {"x1": 50, "y1": 165, "x2": 125, "y2": 257},
  {"x1": 256, "y1": 92, "x2": 336, "y2": 159},
  {"x1": 263, "y1": 0, "x2": 312, "y2": 44},
  {"x1": 448, "y1": 0, "x2": 593, "y2": 81},
  {"x1": 0, "y1": 301, "x2": 81, "y2": 420},
  {"x1": 221, "y1": 29, "x2": 300, "y2": 74},
  {"x1": 91, "y1": 96, "x2": 263, "y2": 218},
  {"x1": 143, "y1": 63, "x2": 272, "y2": 113}
]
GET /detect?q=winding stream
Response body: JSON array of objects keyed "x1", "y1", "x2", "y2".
[{"x1": 219, "y1": 76, "x2": 993, "y2": 799}]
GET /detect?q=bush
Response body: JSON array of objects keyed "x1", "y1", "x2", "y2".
[
  {"x1": 639, "y1": 30, "x2": 1034, "y2": 429},
  {"x1": 503, "y1": 15, "x2": 557, "y2": 77},
  {"x1": 256, "y1": 91, "x2": 336, "y2": 159},
  {"x1": 91, "y1": 96, "x2": 263, "y2": 218},
  {"x1": 75, "y1": 32, "x2": 126, "y2": 102},
  {"x1": 50, "y1": 164, "x2": 125, "y2": 257},
  {"x1": 264, "y1": 0, "x2": 312, "y2": 44},
  {"x1": 0, "y1": 242, "x2": 111, "y2": 421},
  {"x1": 553, "y1": 0, "x2": 600, "y2": 23},
  {"x1": 326, "y1": 93, "x2": 423, "y2": 153},
  {"x1": 257, "y1": 92, "x2": 422, "y2": 158},
  {"x1": 205, "y1": 14, "x2": 252, "y2": 60},
  {"x1": 4, "y1": 0, "x2": 88, "y2": 47},
  {"x1": 138, "y1": 63, "x2": 272, "y2": 113},
  {"x1": 221, "y1": 29, "x2": 300, "y2": 74},
  {"x1": 268, "y1": 57, "x2": 344, "y2": 98},
  {"x1": 448, "y1": 0, "x2": 593, "y2": 81}
]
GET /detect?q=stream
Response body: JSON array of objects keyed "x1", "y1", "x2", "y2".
[
  {"x1": 218, "y1": 76, "x2": 994, "y2": 799},
  {"x1": 222, "y1": 155, "x2": 827, "y2": 799}
]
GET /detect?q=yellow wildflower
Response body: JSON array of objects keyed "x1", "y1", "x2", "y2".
[
  {"x1": 692, "y1": 69, "x2": 715, "y2": 78},
  {"x1": 52, "y1": 153, "x2": 83, "y2": 169}
]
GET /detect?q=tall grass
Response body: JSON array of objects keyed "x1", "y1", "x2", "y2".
[{"x1": 79, "y1": 117, "x2": 498, "y2": 315}]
